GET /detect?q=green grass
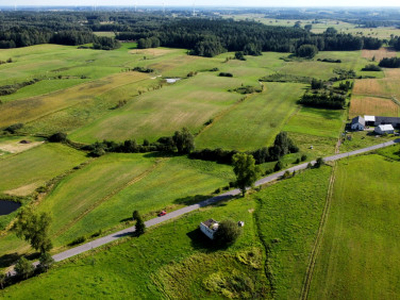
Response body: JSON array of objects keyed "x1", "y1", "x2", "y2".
[
  {"x1": 195, "y1": 82, "x2": 305, "y2": 151},
  {"x1": 253, "y1": 166, "x2": 332, "y2": 299},
  {"x1": 0, "y1": 143, "x2": 87, "y2": 195},
  {"x1": 339, "y1": 131, "x2": 395, "y2": 153},
  {"x1": 69, "y1": 73, "x2": 242, "y2": 143},
  {"x1": 309, "y1": 154, "x2": 400, "y2": 299},
  {"x1": 0, "y1": 196, "x2": 267, "y2": 299},
  {"x1": 284, "y1": 107, "x2": 345, "y2": 138},
  {"x1": 56, "y1": 156, "x2": 235, "y2": 246},
  {"x1": 287, "y1": 132, "x2": 338, "y2": 159}
]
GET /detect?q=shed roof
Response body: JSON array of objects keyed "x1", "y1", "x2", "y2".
[
  {"x1": 202, "y1": 219, "x2": 218, "y2": 228},
  {"x1": 364, "y1": 115, "x2": 375, "y2": 122},
  {"x1": 377, "y1": 124, "x2": 394, "y2": 131}
]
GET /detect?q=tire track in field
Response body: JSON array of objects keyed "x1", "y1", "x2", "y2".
[
  {"x1": 51, "y1": 158, "x2": 167, "y2": 239},
  {"x1": 300, "y1": 161, "x2": 337, "y2": 300}
]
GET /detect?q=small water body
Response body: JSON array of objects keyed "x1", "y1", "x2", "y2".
[
  {"x1": 0, "y1": 200, "x2": 21, "y2": 216},
  {"x1": 166, "y1": 78, "x2": 181, "y2": 84}
]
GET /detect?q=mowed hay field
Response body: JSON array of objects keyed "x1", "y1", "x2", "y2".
[
  {"x1": 361, "y1": 48, "x2": 397, "y2": 61},
  {"x1": 349, "y1": 96, "x2": 399, "y2": 118},
  {"x1": 0, "y1": 72, "x2": 150, "y2": 128},
  {"x1": 69, "y1": 73, "x2": 243, "y2": 143},
  {"x1": 0, "y1": 143, "x2": 87, "y2": 196},
  {"x1": 195, "y1": 82, "x2": 305, "y2": 151},
  {"x1": 309, "y1": 153, "x2": 400, "y2": 299}
]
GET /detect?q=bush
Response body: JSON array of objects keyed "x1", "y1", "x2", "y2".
[
  {"x1": 4, "y1": 123, "x2": 23, "y2": 134},
  {"x1": 38, "y1": 252, "x2": 54, "y2": 272},
  {"x1": 48, "y1": 132, "x2": 67, "y2": 143},
  {"x1": 301, "y1": 154, "x2": 307, "y2": 162},
  {"x1": 274, "y1": 160, "x2": 284, "y2": 172},
  {"x1": 68, "y1": 236, "x2": 86, "y2": 246},
  {"x1": 219, "y1": 72, "x2": 233, "y2": 77},
  {"x1": 214, "y1": 219, "x2": 242, "y2": 246},
  {"x1": 14, "y1": 257, "x2": 34, "y2": 279},
  {"x1": 362, "y1": 64, "x2": 382, "y2": 71}
]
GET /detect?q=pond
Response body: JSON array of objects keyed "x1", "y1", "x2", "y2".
[
  {"x1": 165, "y1": 78, "x2": 181, "y2": 84},
  {"x1": 0, "y1": 200, "x2": 21, "y2": 216}
]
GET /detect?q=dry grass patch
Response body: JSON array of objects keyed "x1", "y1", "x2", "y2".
[
  {"x1": 5, "y1": 183, "x2": 40, "y2": 196},
  {"x1": 349, "y1": 96, "x2": 399, "y2": 118},
  {"x1": 384, "y1": 68, "x2": 400, "y2": 80},
  {"x1": 129, "y1": 48, "x2": 175, "y2": 57},
  {"x1": 361, "y1": 48, "x2": 397, "y2": 61},
  {"x1": 0, "y1": 140, "x2": 44, "y2": 154},
  {"x1": 352, "y1": 79, "x2": 387, "y2": 98}
]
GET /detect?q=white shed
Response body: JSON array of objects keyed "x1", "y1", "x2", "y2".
[
  {"x1": 200, "y1": 219, "x2": 219, "y2": 240},
  {"x1": 375, "y1": 124, "x2": 395, "y2": 135},
  {"x1": 364, "y1": 115, "x2": 376, "y2": 126}
]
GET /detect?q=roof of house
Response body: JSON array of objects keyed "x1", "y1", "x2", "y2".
[
  {"x1": 201, "y1": 219, "x2": 218, "y2": 228},
  {"x1": 375, "y1": 116, "x2": 400, "y2": 124},
  {"x1": 351, "y1": 116, "x2": 365, "y2": 126},
  {"x1": 377, "y1": 124, "x2": 394, "y2": 131},
  {"x1": 364, "y1": 115, "x2": 375, "y2": 122}
]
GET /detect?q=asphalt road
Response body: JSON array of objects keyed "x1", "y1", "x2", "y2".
[{"x1": 7, "y1": 139, "x2": 399, "y2": 276}]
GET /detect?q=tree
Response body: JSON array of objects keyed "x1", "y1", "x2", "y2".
[
  {"x1": 232, "y1": 153, "x2": 261, "y2": 197},
  {"x1": 296, "y1": 44, "x2": 318, "y2": 58},
  {"x1": 38, "y1": 252, "x2": 55, "y2": 272},
  {"x1": 133, "y1": 211, "x2": 146, "y2": 236},
  {"x1": 213, "y1": 219, "x2": 242, "y2": 246},
  {"x1": 314, "y1": 157, "x2": 325, "y2": 168},
  {"x1": 13, "y1": 206, "x2": 53, "y2": 254},
  {"x1": 14, "y1": 257, "x2": 34, "y2": 279},
  {"x1": 173, "y1": 127, "x2": 195, "y2": 154}
]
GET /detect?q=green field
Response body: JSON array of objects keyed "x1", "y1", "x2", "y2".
[
  {"x1": 195, "y1": 82, "x2": 305, "y2": 150},
  {"x1": 0, "y1": 143, "x2": 87, "y2": 195},
  {"x1": 0, "y1": 158, "x2": 333, "y2": 298},
  {"x1": 0, "y1": 196, "x2": 267, "y2": 299},
  {"x1": 309, "y1": 153, "x2": 400, "y2": 299},
  {"x1": 254, "y1": 166, "x2": 332, "y2": 299}
]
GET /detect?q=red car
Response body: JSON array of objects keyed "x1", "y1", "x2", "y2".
[{"x1": 158, "y1": 210, "x2": 167, "y2": 217}]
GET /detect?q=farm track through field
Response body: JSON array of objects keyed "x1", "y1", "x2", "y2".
[
  {"x1": 299, "y1": 162, "x2": 337, "y2": 300},
  {"x1": 50, "y1": 158, "x2": 166, "y2": 240}
]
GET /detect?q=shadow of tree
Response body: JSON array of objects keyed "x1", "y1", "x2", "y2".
[
  {"x1": 174, "y1": 194, "x2": 211, "y2": 206},
  {"x1": 186, "y1": 228, "x2": 228, "y2": 253},
  {"x1": 0, "y1": 253, "x2": 20, "y2": 268}
]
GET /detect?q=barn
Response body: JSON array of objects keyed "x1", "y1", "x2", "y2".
[{"x1": 375, "y1": 124, "x2": 395, "y2": 135}]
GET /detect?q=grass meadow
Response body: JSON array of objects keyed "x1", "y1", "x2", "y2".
[
  {"x1": 309, "y1": 153, "x2": 400, "y2": 299},
  {"x1": 0, "y1": 196, "x2": 268, "y2": 299},
  {"x1": 0, "y1": 159, "x2": 333, "y2": 298},
  {"x1": 0, "y1": 143, "x2": 87, "y2": 195},
  {"x1": 254, "y1": 166, "x2": 332, "y2": 299},
  {"x1": 195, "y1": 82, "x2": 306, "y2": 150}
]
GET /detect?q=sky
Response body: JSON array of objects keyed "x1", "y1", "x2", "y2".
[{"x1": 3, "y1": 0, "x2": 400, "y2": 7}]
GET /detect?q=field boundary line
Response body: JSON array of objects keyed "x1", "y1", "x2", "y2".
[
  {"x1": 299, "y1": 161, "x2": 337, "y2": 300},
  {"x1": 51, "y1": 158, "x2": 166, "y2": 239}
]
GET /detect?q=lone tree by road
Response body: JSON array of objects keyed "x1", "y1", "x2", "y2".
[
  {"x1": 232, "y1": 153, "x2": 261, "y2": 197},
  {"x1": 132, "y1": 210, "x2": 146, "y2": 236},
  {"x1": 13, "y1": 206, "x2": 53, "y2": 254}
]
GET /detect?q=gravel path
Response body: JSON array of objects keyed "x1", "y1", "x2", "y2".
[{"x1": 7, "y1": 139, "x2": 399, "y2": 276}]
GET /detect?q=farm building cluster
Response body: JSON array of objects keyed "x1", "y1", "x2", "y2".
[{"x1": 351, "y1": 115, "x2": 400, "y2": 135}]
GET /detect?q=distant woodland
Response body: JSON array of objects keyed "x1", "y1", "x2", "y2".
[{"x1": 0, "y1": 11, "x2": 397, "y2": 56}]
